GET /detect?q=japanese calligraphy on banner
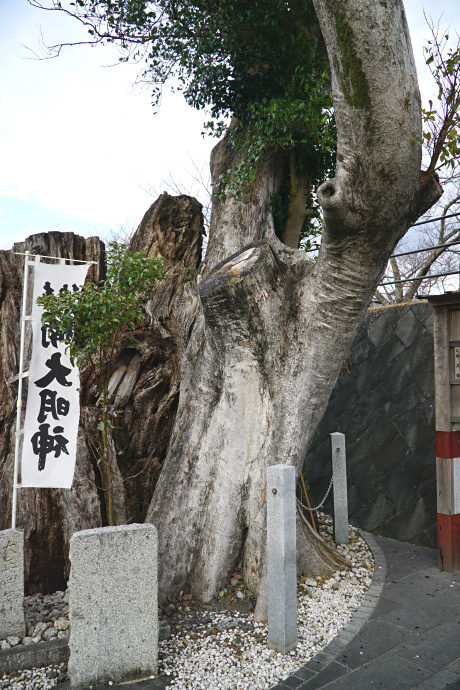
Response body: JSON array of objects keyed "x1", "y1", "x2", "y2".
[{"x1": 21, "y1": 261, "x2": 90, "y2": 488}]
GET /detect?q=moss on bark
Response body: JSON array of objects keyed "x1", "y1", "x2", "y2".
[{"x1": 335, "y1": 11, "x2": 371, "y2": 112}]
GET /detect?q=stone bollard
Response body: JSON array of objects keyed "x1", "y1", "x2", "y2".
[
  {"x1": 267, "y1": 464, "x2": 297, "y2": 654},
  {"x1": 0, "y1": 529, "x2": 26, "y2": 640},
  {"x1": 331, "y1": 432, "x2": 349, "y2": 545},
  {"x1": 68, "y1": 523, "x2": 158, "y2": 688}
]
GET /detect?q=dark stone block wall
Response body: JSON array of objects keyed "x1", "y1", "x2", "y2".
[{"x1": 305, "y1": 301, "x2": 436, "y2": 548}]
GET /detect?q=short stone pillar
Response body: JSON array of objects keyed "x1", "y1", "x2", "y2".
[
  {"x1": 267, "y1": 464, "x2": 297, "y2": 654},
  {"x1": 0, "y1": 529, "x2": 26, "y2": 640},
  {"x1": 331, "y1": 433, "x2": 349, "y2": 545},
  {"x1": 68, "y1": 523, "x2": 158, "y2": 688}
]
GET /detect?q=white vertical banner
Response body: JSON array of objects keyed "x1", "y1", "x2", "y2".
[{"x1": 21, "y1": 261, "x2": 90, "y2": 488}]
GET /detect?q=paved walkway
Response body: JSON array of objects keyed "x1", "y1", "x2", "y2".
[{"x1": 272, "y1": 533, "x2": 460, "y2": 689}]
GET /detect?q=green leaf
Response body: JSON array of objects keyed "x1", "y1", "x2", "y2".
[{"x1": 38, "y1": 243, "x2": 164, "y2": 406}]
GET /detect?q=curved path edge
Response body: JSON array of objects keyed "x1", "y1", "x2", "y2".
[{"x1": 270, "y1": 530, "x2": 387, "y2": 689}]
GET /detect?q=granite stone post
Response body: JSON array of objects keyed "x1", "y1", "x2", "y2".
[
  {"x1": 267, "y1": 464, "x2": 297, "y2": 654},
  {"x1": 331, "y1": 432, "x2": 349, "y2": 545},
  {"x1": 68, "y1": 523, "x2": 158, "y2": 688},
  {"x1": 0, "y1": 529, "x2": 26, "y2": 640}
]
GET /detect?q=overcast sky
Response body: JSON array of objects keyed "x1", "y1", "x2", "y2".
[{"x1": 0, "y1": 0, "x2": 459, "y2": 250}]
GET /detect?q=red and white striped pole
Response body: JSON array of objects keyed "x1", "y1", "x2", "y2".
[
  {"x1": 428, "y1": 293, "x2": 460, "y2": 571},
  {"x1": 436, "y1": 431, "x2": 460, "y2": 570}
]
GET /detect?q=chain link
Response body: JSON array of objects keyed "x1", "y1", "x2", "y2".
[{"x1": 297, "y1": 473, "x2": 334, "y2": 513}]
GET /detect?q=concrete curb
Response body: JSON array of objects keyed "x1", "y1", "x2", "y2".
[
  {"x1": 0, "y1": 638, "x2": 69, "y2": 674},
  {"x1": 312, "y1": 531, "x2": 386, "y2": 662}
]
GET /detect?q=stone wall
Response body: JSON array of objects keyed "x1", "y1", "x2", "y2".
[{"x1": 305, "y1": 301, "x2": 436, "y2": 548}]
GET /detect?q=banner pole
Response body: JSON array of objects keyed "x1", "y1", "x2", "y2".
[{"x1": 11, "y1": 251, "x2": 37, "y2": 529}]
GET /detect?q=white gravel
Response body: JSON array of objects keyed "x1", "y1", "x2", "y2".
[
  {"x1": 0, "y1": 514, "x2": 374, "y2": 690},
  {"x1": 0, "y1": 666, "x2": 68, "y2": 690}
]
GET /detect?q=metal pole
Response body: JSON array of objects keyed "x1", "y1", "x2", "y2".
[{"x1": 11, "y1": 252, "x2": 37, "y2": 529}]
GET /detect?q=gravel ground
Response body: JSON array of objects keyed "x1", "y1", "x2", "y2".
[{"x1": 0, "y1": 513, "x2": 374, "y2": 690}]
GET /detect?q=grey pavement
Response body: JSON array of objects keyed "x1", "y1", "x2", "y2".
[{"x1": 272, "y1": 533, "x2": 460, "y2": 689}]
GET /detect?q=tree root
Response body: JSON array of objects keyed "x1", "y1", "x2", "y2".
[{"x1": 297, "y1": 507, "x2": 350, "y2": 577}]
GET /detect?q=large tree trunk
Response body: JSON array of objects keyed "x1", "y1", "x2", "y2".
[{"x1": 147, "y1": 0, "x2": 442, "y2": 617}]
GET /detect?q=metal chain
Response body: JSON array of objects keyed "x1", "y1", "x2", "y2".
[{"x1": 296, "y1": 473, "x2": 334, "y2": 513}]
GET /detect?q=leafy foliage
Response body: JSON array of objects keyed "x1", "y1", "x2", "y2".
[
  {"x1": 31, "y1": 0, "x2": 337, "y2": 242},
  {"x1": 221, "y1": 80, "x2": 336, "y2": 197},
  {"x1": 37, "y1": 242, "x2": 165, "y2": 524},
  {"x1": 38, "y1": 242, "x2": 164, "y2": 366},
  {"x1": 44, "y1": 1, "x2": 327, "y2": 120}
]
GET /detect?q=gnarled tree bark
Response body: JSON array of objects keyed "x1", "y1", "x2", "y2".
[
  {"x1": 0, "y1": 233, "x2": 104, "y2": 593},
  {"x1": 147, "y1": 0, "x2": 443, "y2": 618},
  {"x1": 0, "y1": 193, "x2": 204, "y2": 593}
]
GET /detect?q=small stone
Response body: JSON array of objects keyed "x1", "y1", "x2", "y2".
[
  {"x1": 236, "y1": 591, "x2": 244, "y2": 599},
  {"x1": 57, "y1": 618, "x2": 70, "y2": 631},
  {"x1": 304, "y1": 578, "x2": 317, "y2": 587},
  {"x1": 0, "y1": 641, "x2": 11, "y2": 650},
  {"x1": 6, "y1": 637, "x2": 20, "y2": 647},
  {"x1": 32, "y1": 622, "x2": 50, "y2": 638},
  {"x1": 57, "y1": 673, "x2": 67, "y2": 684},
  {"x1": 21, "y1": 637, "x2": 33, "y2": 646},
  {"x1": 159, "y1": 621, "x2": 171, "y2": 641},
  {"x1": 46, "y1": 670, "x2": 59, "y2": 679},
  {"x1": 43, "y1": 627, "x2": 58, "y2": 641}
]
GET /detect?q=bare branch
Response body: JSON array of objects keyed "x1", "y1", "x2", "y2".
[
  {"x1": 377, "y1": 183, "x2": 460, "y2": 302},
  {"x1": 420, "y1": 16, "x2": 460, "y2": 186}
]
